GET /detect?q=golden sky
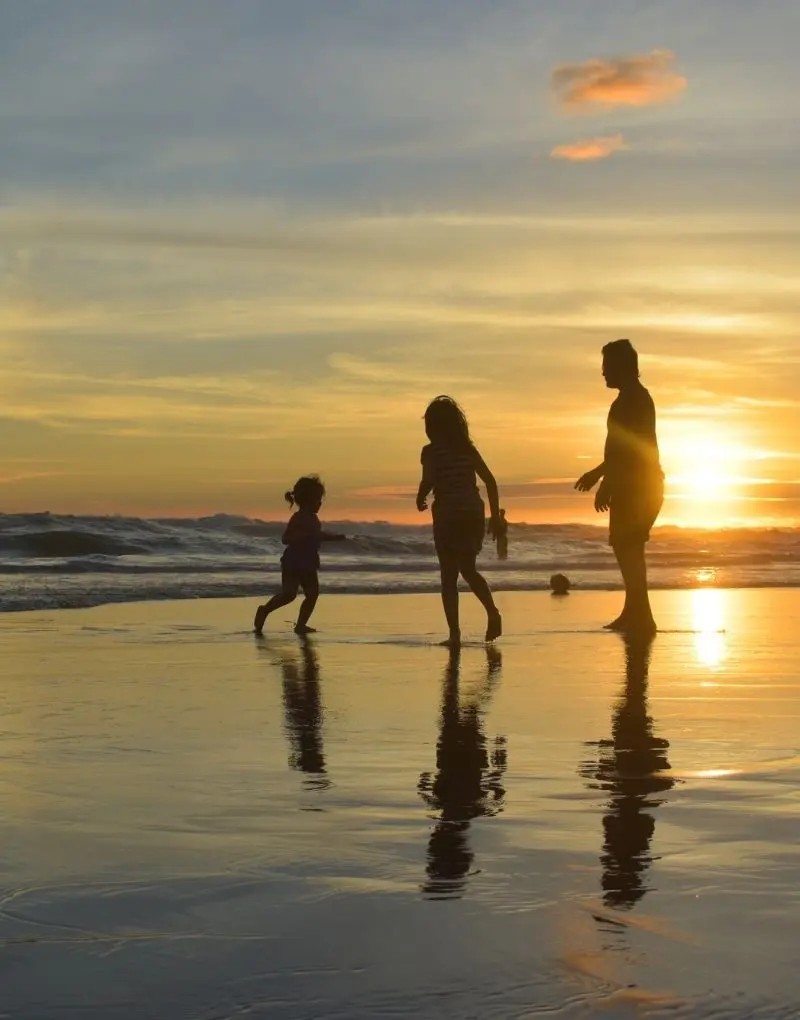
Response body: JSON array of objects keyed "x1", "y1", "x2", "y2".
[{"x1": 2, "y1": 3, "x2": 798, "y2": 526}]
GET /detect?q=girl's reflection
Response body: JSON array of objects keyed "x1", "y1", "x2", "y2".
[
  {"x1": 580, "y1": 635, "x2": 674, "y2": 909},
  {"x1": 418, "y1": 646, "x2": 507, "y2": 899},
  {"x1": 277, "y1": 638, "x2": 330, "y2": 791}
]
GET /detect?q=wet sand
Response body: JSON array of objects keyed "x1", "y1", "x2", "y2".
[{"x1": 2, "y1": 589, "x2": 799, "y2": 1018}]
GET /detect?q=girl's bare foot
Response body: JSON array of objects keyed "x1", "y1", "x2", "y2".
[
  {"x1": 603, "y1": 614, "x2": 627, "y2": 631},
  {"x1": 485, "y1": 611, "x2": 502, "y2": 642},
  {"x1": 439, "y1": 631, "x2": 461, "y2": 647},
  {"x1": 253, "y1": 605, "x2": 268, "y2": 634},
  {"x1": 294, "y1": 624, "x2": 317, "y2": 635}
]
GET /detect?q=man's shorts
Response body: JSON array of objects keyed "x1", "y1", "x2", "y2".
[{"x1": 608, "y1": 475, "x2": 664, "y2": 548}]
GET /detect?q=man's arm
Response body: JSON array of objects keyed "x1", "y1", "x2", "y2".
[
  {"x1": 574, "y1": 462, "x2": 605, "y2": 492},
  {"x1": 593, "y1": 477, "x2": 611, "y2": 513}
]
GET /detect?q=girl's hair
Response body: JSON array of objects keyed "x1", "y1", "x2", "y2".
[
  {"x1": 424, "y1": 395, "x2": 472, "y2": 448},
  {"x1": 285, "y1": 475, "x2": 326, "y2": 509}
]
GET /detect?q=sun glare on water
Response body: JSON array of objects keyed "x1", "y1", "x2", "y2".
[{"x1": 692, "y1": 587, "x2": 727, "y2": 670}]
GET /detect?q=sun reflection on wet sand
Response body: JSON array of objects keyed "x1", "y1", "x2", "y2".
[{"x1": 692, "y1": 587, "x2": 727, "y2": 670}]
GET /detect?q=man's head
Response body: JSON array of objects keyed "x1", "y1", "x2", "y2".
[{"x1": 602, "y1": 338, "x2": 639, "y2": 389}]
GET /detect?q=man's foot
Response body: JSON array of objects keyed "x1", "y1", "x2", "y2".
[
  {"x1": 294, "y1": 624, "x2": 317, "y2": 635},
  {"x1": 623, "y1": 613, "x2": 657, "y2": 637},
  {"x1": 485, "y1": 611, "x2": 502, "y2": 642},
  {"x1": 603, "y1": 614, "x2": 627, "y2": 631},
  {"x1": 253, "y1": 605, "x2": 268, "y2": 634}
]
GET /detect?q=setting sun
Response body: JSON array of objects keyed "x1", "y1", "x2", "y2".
[
  {"x1": 679, "y1": 447, "x2": 737, "y2": 501},
  {"x1": 660, "y1": 424, "x2": 759, "y2": 526}
]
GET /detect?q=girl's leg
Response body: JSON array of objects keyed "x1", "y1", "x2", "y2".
[
  {"x1": 438, "y1": 553, "x2": 461, "y2": 645},
  {"x1": 295, "y1": 573, "x2": 320, "y2": 634},
  {"x1": 459, "y1": 554, "x2": 502, "y2": 641},
  {"x1": 254, "y1": 575, "x2": 299, "y2": 633}
]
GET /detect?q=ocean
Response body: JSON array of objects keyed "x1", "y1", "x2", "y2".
[{"x1": 1, "y1": 512, "x2": 798, "y2": 613}]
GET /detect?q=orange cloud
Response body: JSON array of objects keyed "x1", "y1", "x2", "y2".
[
  {"x1": 550, "y1": 134, "x2": 628, "y2": 162},
  {"x1": 551, "y1": 49, "x2": 686, "y2": 112}
]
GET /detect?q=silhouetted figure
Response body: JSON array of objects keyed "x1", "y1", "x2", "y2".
[
  {"x1": 418, "y1": 646, "x2": 507, "y2": 898},
  {"x1": 574, "y1": 339, "x2": 664, "y2": 634},
  {"x1": 550, "y1": 572, "x2": 571, "y2": 596},
  {"x1": 278, "y1": 638, "x2": 330, "y2": 790},
  {"x1": 254, "y1": 475, "x2": 346, "y2": 635},
  {"x1": 579, "y1": 634, "x2": 674, "y2": 909},
  {"x1": 495, "y1": 509, "x2": 509, "y2": 560},
  {"x1": 416, "y1": 396, "x2": 503, "y2": 645}
]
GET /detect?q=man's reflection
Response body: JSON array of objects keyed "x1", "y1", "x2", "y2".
[
  {"x1": 580, "y1": 635, "x2": 674, "y2": 909},
  {"x1": 418, "y1": 646, "x2": 507, "y2": 898},
  {"x1": 278, "y1": 638, "x2": 330, "y2": 790}
]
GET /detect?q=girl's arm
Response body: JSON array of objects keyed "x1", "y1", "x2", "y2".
[
  {"x1": 472, "y1": 447, "x2": 501, "y2": 522},
  {"x1": 416, "y1": 446, "x2": 434, "y2": 511}
]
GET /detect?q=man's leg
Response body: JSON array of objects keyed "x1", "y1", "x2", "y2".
[{"x1": 614, "y1": 541, "x2": 655, "y2": 633}]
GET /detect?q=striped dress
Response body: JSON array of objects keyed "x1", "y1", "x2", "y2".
[{"x1": 421, "y1": 442, "x2": 483, "y2": 517}]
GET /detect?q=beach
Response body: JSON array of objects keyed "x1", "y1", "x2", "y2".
[{"x1": 2, "y1": 588, "x2": 799, "y2": 1018}]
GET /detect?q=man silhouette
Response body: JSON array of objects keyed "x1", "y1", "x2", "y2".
[{"x1": 575, "y1": 339, "x2": 663, "y2": 633}]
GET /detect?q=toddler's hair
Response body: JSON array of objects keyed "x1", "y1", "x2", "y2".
[
  {"x1": 550, "y1": 573, "x2": 571, "y2": 595},
  {"x1": 424, "y1": 395, "x2": 472, "y2": 448},
  {"x1": 285, "y1": 475, "x2": 326, "y2": 509}
]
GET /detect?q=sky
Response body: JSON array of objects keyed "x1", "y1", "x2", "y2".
[{"x1": 2, "y1": 0, "x2": 799, "y2": 526}]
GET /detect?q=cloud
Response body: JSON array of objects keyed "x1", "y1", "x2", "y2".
[
  {"x1": 0, "y1": 470, "x2": 64, "y2": 486},
  {"x1": 551, "y1": 49, "x2": 686, "y2": 113},
  {"x1": 349, "y1": 485, "x2": 417, "y2": 500},
  {"x1": 550, "y1": 134, "x2": 627, "y2": 162}
]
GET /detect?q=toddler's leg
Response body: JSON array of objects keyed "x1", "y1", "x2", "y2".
[
  {"x1": 254, "y1": 575, "x2": 299, "y2": 633},
  {"x1": 294, "y1": 574, "x2": 320, "y2": 634}
]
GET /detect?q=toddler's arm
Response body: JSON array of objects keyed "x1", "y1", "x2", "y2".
[{"x1": 283, "y1": 511, "x2": 318, "y2": 544}]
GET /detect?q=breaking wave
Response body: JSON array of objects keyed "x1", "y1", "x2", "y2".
[{"x1": 0, "y1": 512, "x2": 798, "y2": 612}]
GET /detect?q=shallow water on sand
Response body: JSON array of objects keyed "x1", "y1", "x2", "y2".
[{"x1": 1, "y1": 589, "x2": 799, "y2": 1018}]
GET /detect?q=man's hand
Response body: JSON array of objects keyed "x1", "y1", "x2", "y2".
[
  {"x1": 575, "y1": 466, "x2": 603, "y2": 492},
  {"x1": 486, "y1": 514, "x2": 502, "y2": 539},
  {"x1": 416, "y1": 496, "x2": 428, "y2": 512},
  {"x1": 594, "y1": 481, "x2": 611, "y2": 513}
]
